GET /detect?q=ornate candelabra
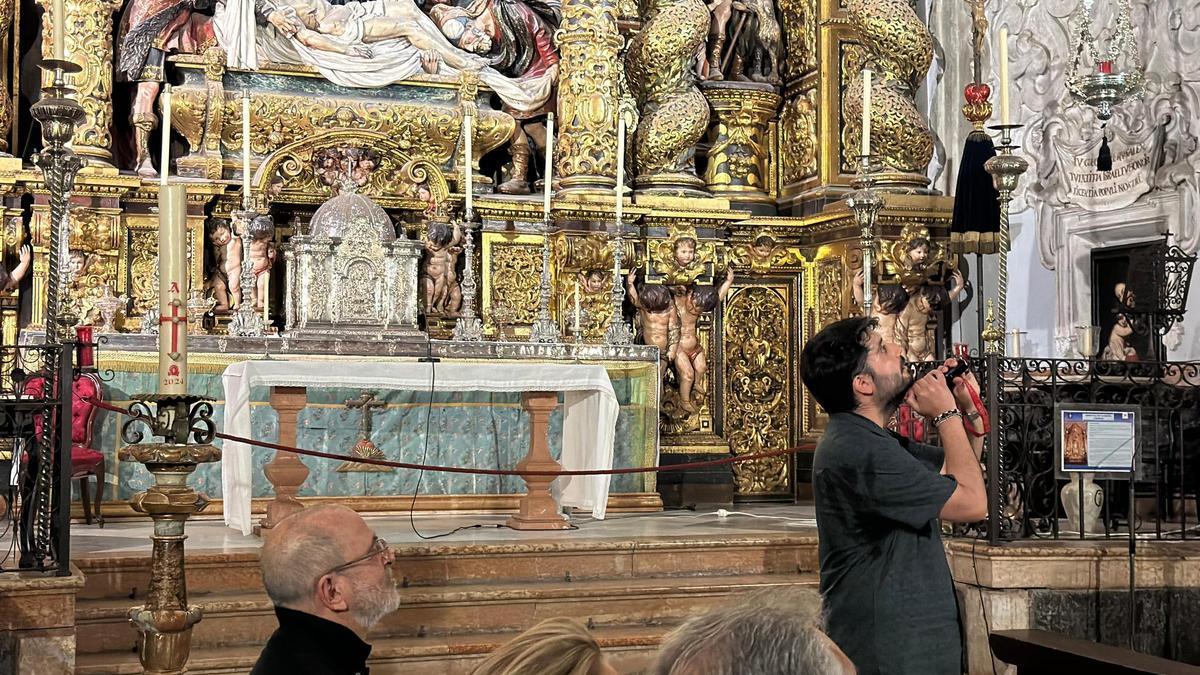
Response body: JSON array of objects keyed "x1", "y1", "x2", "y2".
[
  {"x1": 227, "y1": 209, "x2": 267, "y2": 337},
  {"x1": 529, "y1": 217, "x2": 561, "y2": 343},
  {"x1": 31, "y1": 60, "x2": 87, "y2": 344},
  {"x1": 1065, "y1": 0, "x2": 1144, "y2": 122},
  {"x1": 119, "y1": 394, "x2": 220, "y2": 674},
  {"x1": 452, "y1": 214, "x2": 484, "y2": 341},
  {"x1": 569, "y1": 308, "x2": 591, "y2": 344},
  {"x1": 845, "y1": 156, "x2": 884, "y2": 316},
  {"x1": 604, "y1": 218, "x2": 633, "y2": 345},
  {"x1": 984, "y1": 125, "x2": 1028, "y2": 352}
]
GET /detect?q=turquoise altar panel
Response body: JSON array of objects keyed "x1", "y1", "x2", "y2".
[{"x1": 94, "y1": 354, "x2": 658, "y2": 506}]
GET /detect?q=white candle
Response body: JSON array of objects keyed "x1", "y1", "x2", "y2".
[
  {"x1": 262, "y1": 272, "x2": 270, "y2": 326},
  {"x1": 159, "y1": 85, "x2": 171, "y2": 186},
  {"x1": 543, "y1": 113, "x2": 554, "y2": 221},
  {"x1": 615, "y1": 111, "x2": 625, "y2": 224},
  {"x1": 242, "y1": 90, "x2": 252, "y2": 208},
  {"x1": 157, "y1": 184, "x2": 188, "y2": 394},
  {"x1": 861, "y1": 69, "x2": 872, "y2": 157},
  {"x1": 999, "y1": 26, "x2": 1010, "y2": 126},
  {"x1": 574, "y1": 281, "x2": 581, "y2": 329},
  {"x1": 464, "y1": 113, "x2": 473, "y2": 218},
  {"x1": 53, "y1": 0, "x2": 65, "y2": 60}
]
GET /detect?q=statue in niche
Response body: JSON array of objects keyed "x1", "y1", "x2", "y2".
[
  {"x1": 422, "y1": 220, "x2": 463, "y2": 316},
  {"x1": 1102, "y1": 312, "x2": 1139, "y2": 362},
  {"x1": 205, "y1": 220, "x2": 235, "y2": 311},
  {"x1": 853, "y1": 269, "x2": 910, "y2": 345},
  {"x1": 426, "y1": 0, "x2": 562, "y2": 195},
  {"x1": 702, "y1": 0, "x2": 781, "y2": 83},
  {"x1": 627, "y1": 271, "x2": 679, "y2": 382},
  {"x1": 117, "y1": 0, "x2": 216, "y2": 177},
  {"x1": 672, "y1": 268, "x2": 734, "y2": 412}
]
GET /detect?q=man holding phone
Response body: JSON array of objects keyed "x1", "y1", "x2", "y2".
[{"x1": 800, "y1": 317, "x2": 987, "y2": 674}]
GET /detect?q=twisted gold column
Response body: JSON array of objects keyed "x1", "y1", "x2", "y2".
[
  {"x1": 554, "y1": 0, "x2": 622, "y2": 196},
  {"x1": 843, "y1": 0, "x2": 934, "y2": 190},
  {"x1": 39, "y1": 0, "x2": 123, "y2": 172}
]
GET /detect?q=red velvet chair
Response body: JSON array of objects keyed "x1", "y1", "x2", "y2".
[{"x1": 22, "y1": 372, "x2": 105, "y2": 526}]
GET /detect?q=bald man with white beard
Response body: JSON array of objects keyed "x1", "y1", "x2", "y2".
[{"x1": 252, "y1": 505, "x2": 401, "y2": 675}]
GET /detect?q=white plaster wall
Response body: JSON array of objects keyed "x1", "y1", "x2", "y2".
[{"x1": 927, "y1": 0, "x2": 1200, "y2": 360}]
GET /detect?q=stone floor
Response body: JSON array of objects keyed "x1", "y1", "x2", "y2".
[{"x1": 63, "y1": 504, "x2": 819, "y2": 558}]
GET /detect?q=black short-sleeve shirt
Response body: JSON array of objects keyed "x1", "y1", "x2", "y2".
[{"x1": 813, "y1": 412, "x2": 962, "y2": 675}]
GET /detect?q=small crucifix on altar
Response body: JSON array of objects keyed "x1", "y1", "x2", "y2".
[{"x1": 336, "y1": 391, "x2": 392, "y2": 473}]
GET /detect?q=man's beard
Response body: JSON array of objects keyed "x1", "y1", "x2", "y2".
[
  {"x1": 350, "y1": 576, "x2": 402, "y2": 629},
  {"x1": 870, "y1": 366, "x2": 912, "y2": 417}
]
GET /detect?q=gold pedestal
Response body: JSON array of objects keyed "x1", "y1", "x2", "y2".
[{"x1": 700, "y1": 81, "x2": 781, "y2": 207}]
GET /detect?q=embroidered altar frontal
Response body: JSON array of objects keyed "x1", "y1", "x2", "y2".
[{"x1": 90, "y1": 348, "x2": 660, "y2": 518}]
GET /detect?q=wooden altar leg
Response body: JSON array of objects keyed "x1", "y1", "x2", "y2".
[
  {"x1": 507, "y1": 391, "x2": 572, "y2": 531},
  {"x1": 256, "y1": 386, "x2": 310, "y2": 536}
]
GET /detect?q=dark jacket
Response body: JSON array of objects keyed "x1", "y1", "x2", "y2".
[{"x1": 251, "y1": 606, "x2": 372, "y2": 675}]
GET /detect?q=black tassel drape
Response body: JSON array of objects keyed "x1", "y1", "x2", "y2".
[{"x1": 950, "y1": 130, "x2": 1002, "y2": 254}]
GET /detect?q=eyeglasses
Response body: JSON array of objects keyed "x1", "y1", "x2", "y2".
[{"x1": 324, "y1": 536, "x2": 391, "y2": 576}]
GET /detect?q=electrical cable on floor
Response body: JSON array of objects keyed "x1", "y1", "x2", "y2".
[{"x1": 406, "y1": 342, "x2": 527, "y2": 540}]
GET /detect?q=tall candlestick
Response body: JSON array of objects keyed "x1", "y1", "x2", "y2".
[
  {"x1": 464, "y1": 113, "x2": 473, "y2": 217},
  {"x1": 52, "y1": 0, "x2": 65, "y2": 60},
  {"x1": 241, "y1": 90, "x2": 251, "y2": 208},
  {"x1": 159, "y1": 85, "x2": 172, "y2": 185},
  {"x1": 543, "y1": 113, "x2": 554, "y2": 220},
  {"x1": 999, "y1": 26, "x2": 1010, "y2": 126},
  {"x1": 861, "y1": 69, "x2": 872, "y2": 157},
  {"x1": 158, "y1": 184, "x2": 188, "y2": 394}
]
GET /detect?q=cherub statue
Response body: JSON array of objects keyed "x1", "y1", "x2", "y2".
[
  {"x1": 894, "y1": 271, "x2": 965, "y2": 362},
  {"x1": 224, "y1": 221, "x2": 245, "y2": 308},
  {"x1": 0, "y1": 243, "x2": 32, "y2": 292},
  {"x1": 673, "y1": 268, "x2": 735, "y2": 412},
  {"x1": 246, "y1": 215, "x2": 277, "y2": 311},
  {"x1": 673, "y1": 236, "x2": 697, "y2": 269},
  {"x1": 853, "y1": 269, "x2": 910, "y2": 345},
  {"x1": 627, "y1": 270, "x2": 679, "y2": 381},
  {"x1": 903, "y1": 236, "x2": 932, "y2": 274},
  {"x1": 206, "y1": 220, "x2": 234, "y2": 311},
  {"x1": 423, "y1": 220, "x2": 463, "y2": 316}
]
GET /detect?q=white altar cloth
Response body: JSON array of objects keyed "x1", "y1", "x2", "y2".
[{"x1": 221, "y1": 359, "x2": 619, "y2": 535}]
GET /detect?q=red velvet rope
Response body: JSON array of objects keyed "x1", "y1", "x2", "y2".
[{"x1": 86, "y1": 397, "x2": 810, "y2": 477}]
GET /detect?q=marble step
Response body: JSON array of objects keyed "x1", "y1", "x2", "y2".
[
  {"x1": 75, "y1": 625, "x2": 666, "y2": 675},
  {"x1": 75, "y1": 533, "x2": 818, "y2": 601},
  {"x1": 75, "y1": 573, "x2": 820, "y2": 655}
]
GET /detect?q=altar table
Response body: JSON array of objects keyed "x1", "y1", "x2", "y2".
[{"x1": 222, "y1": 359, "x2": 620, "y2": 535}]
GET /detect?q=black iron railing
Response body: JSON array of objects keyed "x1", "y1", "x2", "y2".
[
  {"x1": 0, "y1": 342, "x2": 75, "y2": 574},
  {"x1": 968, "y1": 356, "x2": 1200, "y2": 544}
]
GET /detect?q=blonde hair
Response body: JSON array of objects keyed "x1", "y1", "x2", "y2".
[{"x1": 471, "y1": 618, "x2": 607, "y2": 675}]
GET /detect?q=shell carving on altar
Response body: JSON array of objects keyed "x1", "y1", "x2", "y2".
[{"x1": 284, "y1": 184, "x2": 425, "y2": 340}]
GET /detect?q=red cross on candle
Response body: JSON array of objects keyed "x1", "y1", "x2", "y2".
[{"x1": 159, "y1": 298, "x2": 188, "y2": 359}]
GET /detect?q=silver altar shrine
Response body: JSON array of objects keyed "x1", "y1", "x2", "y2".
[{"x1": 283, "y1": 185, "x2": 424, "y2": 339}]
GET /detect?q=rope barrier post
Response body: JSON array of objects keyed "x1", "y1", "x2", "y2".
[
  {"x1": 507, "y1": 391, "x2": 572, "y2": 530},
  {"x1": 257, "y1": 386, "x2": 310, "y2": 536}
]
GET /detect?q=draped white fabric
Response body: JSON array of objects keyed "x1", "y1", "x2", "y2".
[
  {"x1": 221, "y1": 359, "x2": 618, "y2": 535},
  {"x1": 212, "y1": 0, "x2": 554, "y2": 112}
]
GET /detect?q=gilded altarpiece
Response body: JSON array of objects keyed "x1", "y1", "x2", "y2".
[
  {"x1": 482, "y1": 231, "x2": 547, "y2": 338},
  {"x1": 722, "y1": 281, "x2": 799, "y2": 497}
]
